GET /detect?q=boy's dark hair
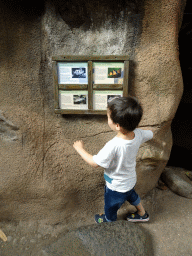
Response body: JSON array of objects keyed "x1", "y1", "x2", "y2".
[{"x1": 107, "y1": 96, "x2": 143, "y2": 131}]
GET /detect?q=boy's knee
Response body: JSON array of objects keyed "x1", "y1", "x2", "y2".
[
  {"x1": 127, "y1": 189, "x2": 141, "y2": 206},
  {"x1": 131, "y1": 196, "x2": 141, "y2": 206}
]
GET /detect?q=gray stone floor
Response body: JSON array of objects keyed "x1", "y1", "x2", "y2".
[
  {"x1": 0, "y1": 187, "x2": 192, "y2": 256},
  {"x1": 140, "y1": 189, "x2": 192, "y2": 256}
]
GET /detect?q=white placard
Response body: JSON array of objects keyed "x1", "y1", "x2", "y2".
[
  {"x1": 93, "y1": 91, "x2": 123, "y2": 110},
  {"x1": 59, "y1": 91, "x2": 88, "y2": 110},
  {"x1": 58, "y1": 62, "x2": 88, "y2": 84},
  {"x1": 93, "y1": 62, "x2": 124, "y2": 84}
]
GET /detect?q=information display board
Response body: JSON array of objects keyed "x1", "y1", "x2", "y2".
[
  {"x1": 93, "y1": 91, "x2": 123, "y2": 110},
  {"x1": 93, "y1": 62, "x2": 124, "y2": 84},
  {"x1": 59, "y1": 91, "x2": 88, "y2": 110},
  {"x1": 58, "y1": 62, "x2": 88, "y2": 84},
  {"x1": 52, "y1": 56, "x2": 129, "y2": 114}
]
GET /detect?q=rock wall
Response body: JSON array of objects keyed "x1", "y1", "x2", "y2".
[{"x1": 0, "y1": 0, "x2": 186, "y2": 224}]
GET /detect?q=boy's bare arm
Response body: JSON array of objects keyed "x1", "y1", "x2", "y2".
[{"x1": 73, "y1": 140, "x2": 99, "y2": 168}]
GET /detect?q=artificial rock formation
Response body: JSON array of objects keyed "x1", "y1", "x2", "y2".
[
  {"x1": 161, "y1": 167, "x2": 192, "y2": 198},
  {"x1": 0, "y1": 0, "x2": 186, "y2": 224}
]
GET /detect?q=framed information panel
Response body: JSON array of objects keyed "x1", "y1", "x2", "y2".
[{"x1": 52, "y1": 56, "x2": 129, "y2": 115}]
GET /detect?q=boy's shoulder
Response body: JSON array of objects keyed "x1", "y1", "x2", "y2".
[
  {"x1": 105, "y1": 129, "x2": 153, "y2": 146},
  {"x1": 106, "y1": 136, "x2": 119, "y2": 145},
  {"x1": 104, "y1": 136, "x2": 125, "y2": 149},
  {"x1": 135, "y1": 127, "x2": 153, "y2": 132}
]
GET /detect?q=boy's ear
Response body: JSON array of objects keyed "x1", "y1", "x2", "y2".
[{"x1": 116, "y1": 123, "x2": 121, "y2": 131}]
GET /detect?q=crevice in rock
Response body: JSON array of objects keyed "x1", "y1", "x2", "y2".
[
  {"x1": 0, "y1": 111, "x2": 19, "y2": 141},
  {"x1": 39, "y1": 23, "x2": 47, "y2": 184},
  {"x1": 79, "y1": 130, "x2": 114, "y2": 139}
]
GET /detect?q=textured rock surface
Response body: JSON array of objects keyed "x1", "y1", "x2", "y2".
[
  {"x1": 161, "y1": 167, "x2": 192, "y2": 198},
  {"x1": 0, "y1": 0, "x2": 186, "y2": 224},
  {"x1": 42, "y1": 220, "x2": 154, "y2": 256}
]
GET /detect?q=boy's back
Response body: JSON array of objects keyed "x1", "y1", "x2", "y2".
[{"x1": 93, "y1": 128, "x2": 153, "y2": 192}]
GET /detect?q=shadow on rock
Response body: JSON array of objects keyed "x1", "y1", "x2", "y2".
[{"x1": 42, "y1": 220, "x2": 154, "y2": 256}]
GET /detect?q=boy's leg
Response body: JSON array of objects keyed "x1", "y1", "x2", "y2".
[
  {"x1": 104, "y1": 186, "x2": 122, "y2": 221},
  {"x1": 135, "y1": 202, "x2": 145, "y2": 216},
  {"x1": 95, "y1": 186, "x2": 126, "y2": 222},
  {"x1": 126, "y1": 188, "x2": 149, "y2": 222}
]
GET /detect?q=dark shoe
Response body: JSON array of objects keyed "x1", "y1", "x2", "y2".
[
  {"x1": 127, "y1": 211, "x2": 149, "y2": 222},
  {"x1": 95, "y1": 214, "x2": 108, "y2": 223}
]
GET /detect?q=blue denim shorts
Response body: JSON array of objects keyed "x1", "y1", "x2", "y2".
[{"x1": 104, "y1": 186, "x2": 141, "y2": 222}]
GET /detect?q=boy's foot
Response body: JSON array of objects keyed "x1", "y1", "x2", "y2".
[
  {"x1": 127, "y1": 211, "x2": 149, "y2": 222},
  {"x1": 95, "y1": 214, "x2": 108, "y2": 223}
]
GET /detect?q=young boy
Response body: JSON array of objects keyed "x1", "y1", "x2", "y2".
[{"x1": 73, "y1": 96, "x2": 153, "y2": 223}]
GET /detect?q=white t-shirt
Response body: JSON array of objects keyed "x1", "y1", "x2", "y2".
[{"x1": 93, "y1": 129, "x2": 153, "y2": 192}]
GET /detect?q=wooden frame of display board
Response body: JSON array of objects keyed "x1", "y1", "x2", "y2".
[{"x1": 52, "y1": 56, "x2": 129, "y2": 115}]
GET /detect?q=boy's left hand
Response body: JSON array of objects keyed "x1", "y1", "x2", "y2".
[{"x1": 73, "y1": 140, "x2": 84, "y2": 150}]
